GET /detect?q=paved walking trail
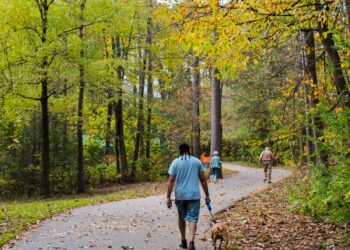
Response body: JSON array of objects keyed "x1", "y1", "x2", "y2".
[{"x1": 7, "y1": 163, "x2": 290, "y2": 250}]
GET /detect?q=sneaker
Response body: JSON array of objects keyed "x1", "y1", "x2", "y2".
[
  {"x1": 189, "y1": 241, "x2": 195, "y2": 250},
  {"x1": 268, "y1": 181, "x2": 272, "y2": 184},
  {"x1": 263, "y1": 179, "x2": 266, "y2": 182},
  {"x1": 179, "y1": 239, "x2": 187, "y2": 249}
]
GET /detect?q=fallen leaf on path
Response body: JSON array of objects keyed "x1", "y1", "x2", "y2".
[{"x1": 199, "y1": 235, "x2": 208, "y2": 241}]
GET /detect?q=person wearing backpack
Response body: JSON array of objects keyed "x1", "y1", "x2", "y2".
[{"x1": 209, "y1": 151, "x2": 222, "y2": 183}]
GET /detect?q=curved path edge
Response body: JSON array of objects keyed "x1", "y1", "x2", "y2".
[{"x1": 6, "y1": 163, "x2": 291, "y2": 250}]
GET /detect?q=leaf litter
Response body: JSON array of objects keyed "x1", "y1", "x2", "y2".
[{"x1": 215, "y1": 173, "x2": 349, "y2": 250}]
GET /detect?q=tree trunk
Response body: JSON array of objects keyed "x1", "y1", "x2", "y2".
[
  {"x1": 299, "y1": 127, "x2": 307, "y2": 167},
  {"x1": 131, "y1": 28, "x2": 146, "y2": 181},
  {"x1": 103, "y1": 34, "x2": 112, "y2": 162},
  {"x1": 113, "y1": 101, "x2": 121, "y2": 175},
  {"x1": 105, "y1": 101, "x2": 113, "y2": 160},
  {"x1": 345, "y1": 0, "x2": 350, "y2": 32},
  {"x1": 41, "y1": 82, "x2": 50, "y2": 197},
  {"x1": 145, "y1": 14, "x2": 153, "y2": 169},
  {"x1": 303, "y1": 87, "x2": 315, "y2": 165},
  {"x1": 317, "y1": 17, "x2": 350, "y2": 108},
  {"x1": 210, "y1": 27, "x2": 223, "y2": 178},
  {"x1": 210, "y1": 67, "x2": 222, "y2": 155},
  {"x1": 210, "y1": 67, "x2": 223, "y2": 178},
  {"x1": 39, "y1": 0, "x2": 50, "y2": 197},
  {"x1": 63, "y1": 82, "x2": 68, "y2": 158},
  {"x1": 116, "y1": 75, "x2": 128, "y2": 179},
  {"x1": 192, "y1": 55, "x2": 201, "y2": 158},
  {"x1": 77, "y1": 0, "x2": 87, "y2": 193},
  {"x1": 302, "y1": 29, "x2": 327, "y2": 165},
  {"x1": 113, "y1": 35, "x2": 128, "y2": 179},
  {"x1": 300, "y1": 30, "x2": 315, "y2": 165}
]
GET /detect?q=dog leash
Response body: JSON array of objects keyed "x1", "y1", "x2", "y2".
[{"x1": 206, "y1": 201, "x2": 215, "y2": 219}]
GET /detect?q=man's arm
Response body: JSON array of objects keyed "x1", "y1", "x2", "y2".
[
  {"x1": 271, "y1": 152, "x2": 277, "y2": 164},
  {"x1": 166, "y1": 175, "x2": 175, "y2": 208},
  {"x1": 199, "y1": 172, "x2": 210, "y2": 202}
]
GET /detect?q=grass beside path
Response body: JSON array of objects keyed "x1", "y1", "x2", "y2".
[
  {"x1": 0, "y1": 167, "x2": 237, "y2": 247},
  {"x1": 215, "y1": 172, "x2": 348, "y2": 250}
]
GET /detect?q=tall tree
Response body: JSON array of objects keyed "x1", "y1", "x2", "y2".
[
  {"x1": 77, "y1": 0, "x2": 87, "y2": 193},
  {"x1": 302, "y1": 29, "x2": 327, "y2": 165},
  {"x1": 113, "y1": 34, "x2": 128, "y2": 180},
  {"x1": 131, "y1": 25, "x2": 147, "y2": 181},
  {"x1": 210, "y1": 29, "x2": 222, "y2": 157},
  {"x1": 317, "y1": 16, "x2": 350, "y2": 108},
  {"x1": 102, "y1": 32, "x2": 113, "y2": 162},
  {"x1": 210, "y1": 67, "x2": 222, "y2": 155},
  {"x1": 191, "y1": 55, "x2": 201, "y2": 158},
  {"x1": 36, "y1": 0, "x2": 53, "y2": 197},
  {"x1": 145, "y1": 3, "x2": 153, "y2": 167}
]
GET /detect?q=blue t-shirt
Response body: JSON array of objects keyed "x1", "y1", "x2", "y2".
[
  {"x1": 210, "y1": 155, "x2": 222, "y2": 169},
  {"x1": 168, "y1": 155, "x2": 204, "y2": 200}
]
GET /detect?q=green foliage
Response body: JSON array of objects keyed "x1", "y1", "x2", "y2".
[
  {"x1": 291, "y1": 162, "x2": 350, "y2": 224},
  {"x1": 86, "y1": 163, "x2": 117, "y2": 187},
  {"x1": 0, "y1": 2, "x2": 349, "y2": 246},
  {"x1": 0, "y1": 0, "x2": 186, "y2": 197},
  {"x1": 287, "y1": 107, "x2": 350, "y2": 241}
]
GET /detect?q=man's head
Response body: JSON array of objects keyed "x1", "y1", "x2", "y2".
[
  {"x1": 265, "y1": 147, "x2": 270, "y2": 151},
  {"x1": 213, "y1": 151, "x2": 219, "y2": 156},
  {"x1": 179, "y1": 143, "x2": 190, "y2": 155}
]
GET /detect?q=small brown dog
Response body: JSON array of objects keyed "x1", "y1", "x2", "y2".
[{"x1": 210, "y1": 219, "x2": 228, "y2": 250}]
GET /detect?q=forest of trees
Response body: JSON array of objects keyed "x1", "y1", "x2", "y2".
[{"x1": 0, "y1": 0, "x2": 349, "y2": 229}]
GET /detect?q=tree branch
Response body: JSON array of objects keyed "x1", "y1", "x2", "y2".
[
  {"x1": 48, "y1": 0, "x2": 55, "y2": 7},
  {"x1": 34, "y1": 0, "x2": 45, "y2": 21},
  {"x1": 57, "y1": 17, "x2": 111, "y2": 38},
  {"x1": 14, "y1": 92, "x2": 41, "y2": 101},
  {"x1": 12, "y1": 26, "x2": 42, "y2": 39},
  {"x1": 48, "y1": 84, "x2": 74, "y2": 98}
]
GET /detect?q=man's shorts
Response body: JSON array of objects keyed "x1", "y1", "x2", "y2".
[
  {"x1": 175, "y1": 199, "x2": 200, "y2": 223},
  {"x1": 212, "y1": 168, "x2": 219, "y2": 177}
]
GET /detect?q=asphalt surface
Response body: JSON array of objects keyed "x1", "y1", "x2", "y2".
[{"x1": 6, "y1": 163, "x2": 291, "y2": 250}]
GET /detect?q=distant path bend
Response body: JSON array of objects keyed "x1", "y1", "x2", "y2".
[{"x1": 7, "y1": 163, "x2": 291, "y2": 250}]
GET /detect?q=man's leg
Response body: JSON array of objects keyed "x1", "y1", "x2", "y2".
[
  {"x1": 267, "y1": 163, "x2": 272, "y2": 182},
  {"x1": 263, "y1": 163, "x2": 267, "y2": 181},
  {"x1": 175, "y1": 200, "x2": 188, "y2": 248},
  {"x1": 213, "y1": 168, "x2": 218, "y2": 183},
  {"x1": 189, "y1": 222, "x2": 197, "y2": 242},
  {"x1": 187, "y1": 200, "x2": 200, "y2": 250},
  {"x1": 178, "y1": 218, "x2": 186, "y2": 240}
]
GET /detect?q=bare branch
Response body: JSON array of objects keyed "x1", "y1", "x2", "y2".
[
  {"x1": 13, "y1": 26, "x2": 42, "y2": 39},
  {"x1": 14, "y1": 92, "x2": 41, "y2": 101},
  {"x1": 48, "y1": 84, "x2": 74, "y2": 98},
  {"x1": 57, "y1": 17, "x2": 111, "y2": 38},
  {"x1": 34, "y1": 0, "x2": 45, "y2": 21},
  {"x1": 48, "y1": 0, "x2": 55, "y2": 7}
]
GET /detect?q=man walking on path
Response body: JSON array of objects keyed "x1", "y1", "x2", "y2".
[
  {"x1": 167, "y1": 143, "x2": 210, "y2": 250},
  {"x1": 259, "y1": 147, "x2": 276, "y2": 183},
  {"x1": 210, "y1": 151, "x2": 222, "y2": 183}
]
